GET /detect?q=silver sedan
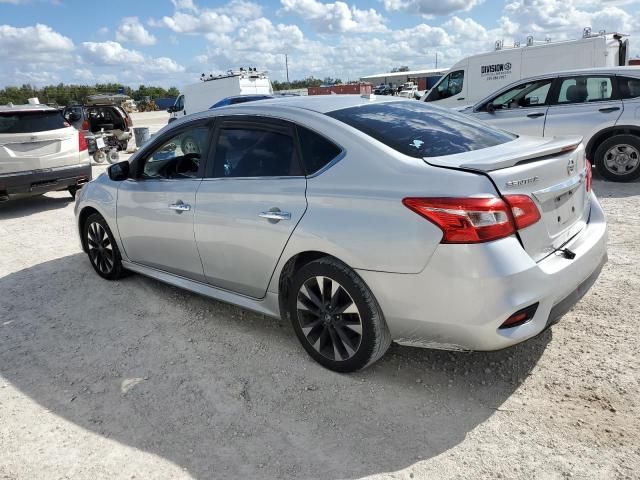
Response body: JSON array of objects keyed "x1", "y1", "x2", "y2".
[{"x1": 75, "y1": 96, "x2": 607, "y2": 372}]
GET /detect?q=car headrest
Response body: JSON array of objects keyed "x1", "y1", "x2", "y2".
[{"x1": 565, "y1": 84, "x2": 588, "y2": 103}]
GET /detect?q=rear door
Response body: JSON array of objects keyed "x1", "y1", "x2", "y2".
[
  {"x1": 471, "y1": 77, "x2": 554, "y2": 137},
  {"x1": 543, "y1": 74, "x2": 623, "y2": 140},
  {"x1": 194, "y1": 117, "x2": 307, "y2": 298},
  {"x1": 0, "y1": 110, "x2": 79, "y2": 175}
]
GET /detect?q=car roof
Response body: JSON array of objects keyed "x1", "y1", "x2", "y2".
[
  {"x1": 0, "y1": 103, "x2": 58, "y2": 113},
  {"x1": 523, "y1": 66, "x2": 640, "y2": 81},
  {"x1": 216, "y1": 94, "x2": 401, "y2": 114}
]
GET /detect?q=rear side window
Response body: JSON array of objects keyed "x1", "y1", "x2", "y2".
[
  {"x1": 617, "y1": 76, "x2": 640, "y2": 99},
  {"x1": 297, "y1": 126, "x2": 342, "y2": 174},
  {"x1": 556, "y1": 76, "x2": 614, "y2": 104},
  {"x1": 326, "y1": 101, "x2": 515, "y2": 158},
  {"x1": 212, "y1": 127, "x2": 303, "y2": 177},
  {"x1": 0, "y1": 111, "x2": 66, "y2": 134}
]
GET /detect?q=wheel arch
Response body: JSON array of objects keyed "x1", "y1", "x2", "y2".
[
  {"x1": 586, "y1": 125, "x2": 640, "y2": 162},
  {"x1": 276, "y1": 250, "x2": 349, "y2": 321}
]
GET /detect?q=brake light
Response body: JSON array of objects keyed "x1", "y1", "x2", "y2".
[
  {"x1": 81, "y1": 120, "x2": 89, "y2": 130},
  {"x1": 403, "y1": 195, "x2": 541, "y2": 244},
  {"x1": 503, "y1": 195, "x2": 541, "y2": 230},
  {"x1": 402, "y1": 197, "x2": 515, "y2": 243},
  {"x1": 585, "y1": 162, "x2": 592, "y2": 192},
  {"x1": 78, "y1": 130, "x2": 88, "y2": 152}
]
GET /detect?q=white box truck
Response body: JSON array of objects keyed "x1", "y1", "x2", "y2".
[
  {"x1": 422, "y1": 30, "x2": 629, "y2": 108},
  {"x1": 168, "y1": 69, "x2": 273, "y2": 123}
]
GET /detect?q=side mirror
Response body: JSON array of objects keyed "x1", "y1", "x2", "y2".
[
  {"x1": 486, "y1": 102, "x2": 496, "y2": 114},
  {"x1": 166, "y1": 107, "x2": 174, "y2": 113},
  {"x1": 107, "y1": 160, "x2": 130, "y2": 181}
]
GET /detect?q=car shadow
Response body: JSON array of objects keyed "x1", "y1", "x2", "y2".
[
  {"x1": 0, "y1": 192, "x2": 74, "y2": 220},
  {"x1": 0, "y1": 254, "x2": 550, "y2": 479},
  {"x1": 591, "y1": 169, "x2": 640, "y2": 199}
]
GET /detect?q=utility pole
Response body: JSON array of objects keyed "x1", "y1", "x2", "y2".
[
  {"x1": 285, "y1": 54, "x2": 290, "y2": 83},
  {"x1": 435, "y1": 52, "x2": 438, "y2": 69}
]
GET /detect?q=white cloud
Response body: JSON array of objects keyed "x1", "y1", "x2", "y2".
[
  {"x1": 150, "y1": 0, "x2": 263, "y2": 34},
  {"x1": 81, "y1": 41, "x2": 184, "y2": 74},
  {"x1": 115, "y1": 17, "x2": 156, "y2": 46},
  {"x1": 382, "y1": 0, "x2": 483, "y2": 16},
  {"x1": 81, "y1": 40, "x2": 145, "y2": 65},
  {"x1": 0, "y1": 23, "x2": 74, "y2": 61},
  {"x1": 280, "y1": 0, "x2": 387, "y2": 33}
]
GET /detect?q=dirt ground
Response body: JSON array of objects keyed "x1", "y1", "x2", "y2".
[{"x1": 0, "y1": 146, "x2": 639, "y2": 478}]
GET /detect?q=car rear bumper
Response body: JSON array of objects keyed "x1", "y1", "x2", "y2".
[
  {"x1": 0, "y1": 162, "x2": 92, "y2": 196},
  {"x1": 357, "y1": 191, "x2": 608, "y2": 351}
]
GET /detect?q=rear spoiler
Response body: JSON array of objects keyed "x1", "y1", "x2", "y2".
[{"x1": 425, "y1": 135, "x2": 583, "y2": 172}]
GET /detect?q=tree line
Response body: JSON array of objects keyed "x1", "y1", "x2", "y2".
[
  {"x1": 0, "y1": 83, "x2": 180, "y2": 106},
  {"x1": 272, "y1": 76, "x2": 343, "y2": 91}
]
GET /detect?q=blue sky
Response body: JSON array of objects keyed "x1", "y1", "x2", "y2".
[{"x1": 1, "y1": 0, "x2": 638, "y2": 88}]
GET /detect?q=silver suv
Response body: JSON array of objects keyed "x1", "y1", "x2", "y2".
[{"x1": 462, "y1": 66, "x2": 640, "y2": 182}]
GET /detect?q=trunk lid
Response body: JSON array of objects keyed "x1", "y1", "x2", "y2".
[{"x1": 425, "y1": 135, "x2": 590, "y2": 262}]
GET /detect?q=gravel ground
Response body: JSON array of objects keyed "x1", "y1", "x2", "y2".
[{"x1": 0, "y1": 133, "x2": 639, "y2": 479}]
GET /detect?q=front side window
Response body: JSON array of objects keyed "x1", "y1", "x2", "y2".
[
  {"x1": 487, "y1": 79, "x2": 553, "y2": 110},
  {"x1": 0, "y1": 110, "x2": 66, "y2": 134},
  {"x1": 174, "y1": 95, "x2": 184, "y2": 111},
  {"x1": 326, "y1": 101, "x2": 515, "y2": 158},
  {"x1": 425, "y1": 70, "x2": 464, "y2": 101},
  {"x1": 556, "y1": 76, "x2": 614, "y2": 104},
  {"x1": 141, "y1": 126, "x2": 209, "y2": 179},
  {"x1": 212, "y1": 127, "x2": 302, "y2": 178},
  {"x1": 617, "y1": 76, "x2": 640, "y2": 99}
]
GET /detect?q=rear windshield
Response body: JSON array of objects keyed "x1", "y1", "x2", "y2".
[
  {"x1": 326, "y1": 101, "x2": 515, "y2": 158},
  {"x1": 0, "y1": 110, "x2": 66, "y2": 134}
]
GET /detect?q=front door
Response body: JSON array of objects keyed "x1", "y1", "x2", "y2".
[
  {"x1": 471, "y1": 77, "x2": 554, "y2": 137},
  {"x1": 195, "y1": 118, "x2": 307, "y2": 298},
  {"x1": 117, "y1": 123, "x2": 211, "y2": 281}
]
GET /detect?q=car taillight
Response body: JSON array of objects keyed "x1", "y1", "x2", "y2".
[
  {"x1": 82, "y1": 119, "x2": 89, "y2": 130},
  {"x1": 585, "y1": 162, "x2": 592, "y2": 192},
  {"x1": 403, "y1": 195, "x2": 541, "y2": 244},
  {"x1": 78, "y1": 130, "x2": 88, "y2": 152},
  {"x1": 503, "y1": 194, "x2": 541, "y2": 230}
]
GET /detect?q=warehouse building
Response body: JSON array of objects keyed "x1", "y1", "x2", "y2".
[{"x1": 359, "y1": 68, "x2": 448, "y2": 91}]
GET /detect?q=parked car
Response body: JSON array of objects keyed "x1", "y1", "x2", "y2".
[
  {"x1": 63, "y1": 103, "x2": 132, "y2": 151},
  {"x1": 422, "y1": 31, "x2": 629, "y2": 108},
  {"x1": 461, "y1": 67, "x2": 640, "y2": 182},
  {"x1": 373, "y1": 84, "x2": 395, "y2": 95},
  {"x1": 210, "y1": 94, "x2": 274, "y2": 109},
  {"x1": 75, "y1": 96, "x2": 607, "y2": 372},
  {"x1": 0, "y1": 103, "x2": 91, "y2": 200}
]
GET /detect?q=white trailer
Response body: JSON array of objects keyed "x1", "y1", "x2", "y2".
[
  {"x1": 168, "y1": 69, "x2": 273, "y2": 122},
  {"x1": 423, "y1": 30, "x2": 629, "y2": 108}
]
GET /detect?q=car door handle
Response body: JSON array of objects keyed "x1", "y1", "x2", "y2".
[
  {"x1": 457, "y1": 97, "x2": 466, "y2": 100},
  {"x1": 527, "y1": 112, "x2": 545, "y2": 118},
  {"x1": 169, "y1": 202, "x2": 191, "y2": 212},
  {"x1": 599, "y1": 107, "x2": 620, "y2": 113},
  {"x1": 259, "y1": 210, "x2": 291, "y2": 221}
]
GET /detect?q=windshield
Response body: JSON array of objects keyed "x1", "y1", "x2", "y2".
[
  {"x1": 0, "y1": 110, "x2": 66, "y2": 134},
  {"x1": 326, "y1": 101, "x2": 515, "y2": 158}
]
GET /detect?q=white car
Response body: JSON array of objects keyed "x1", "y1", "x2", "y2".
[
  {"x1": 0, "y1": 104, "x2": 91, "y2": 200},
  {"x1": 461, "y1": 67, "x2": 640, "y2": 182},
  {"x1": 75, "y1": 96, "x2": 607, "y2": 372}
]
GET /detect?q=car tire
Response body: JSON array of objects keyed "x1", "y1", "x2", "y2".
[
  {"x1": 288, "y1": 257, "x2": 391, "y2": 372},
  {"x1": 594, "y1": 134, "x2": 640, "y2": 182},
  {"x1": 83, "y1": 213, "x2": 127, "y2": 280}
]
